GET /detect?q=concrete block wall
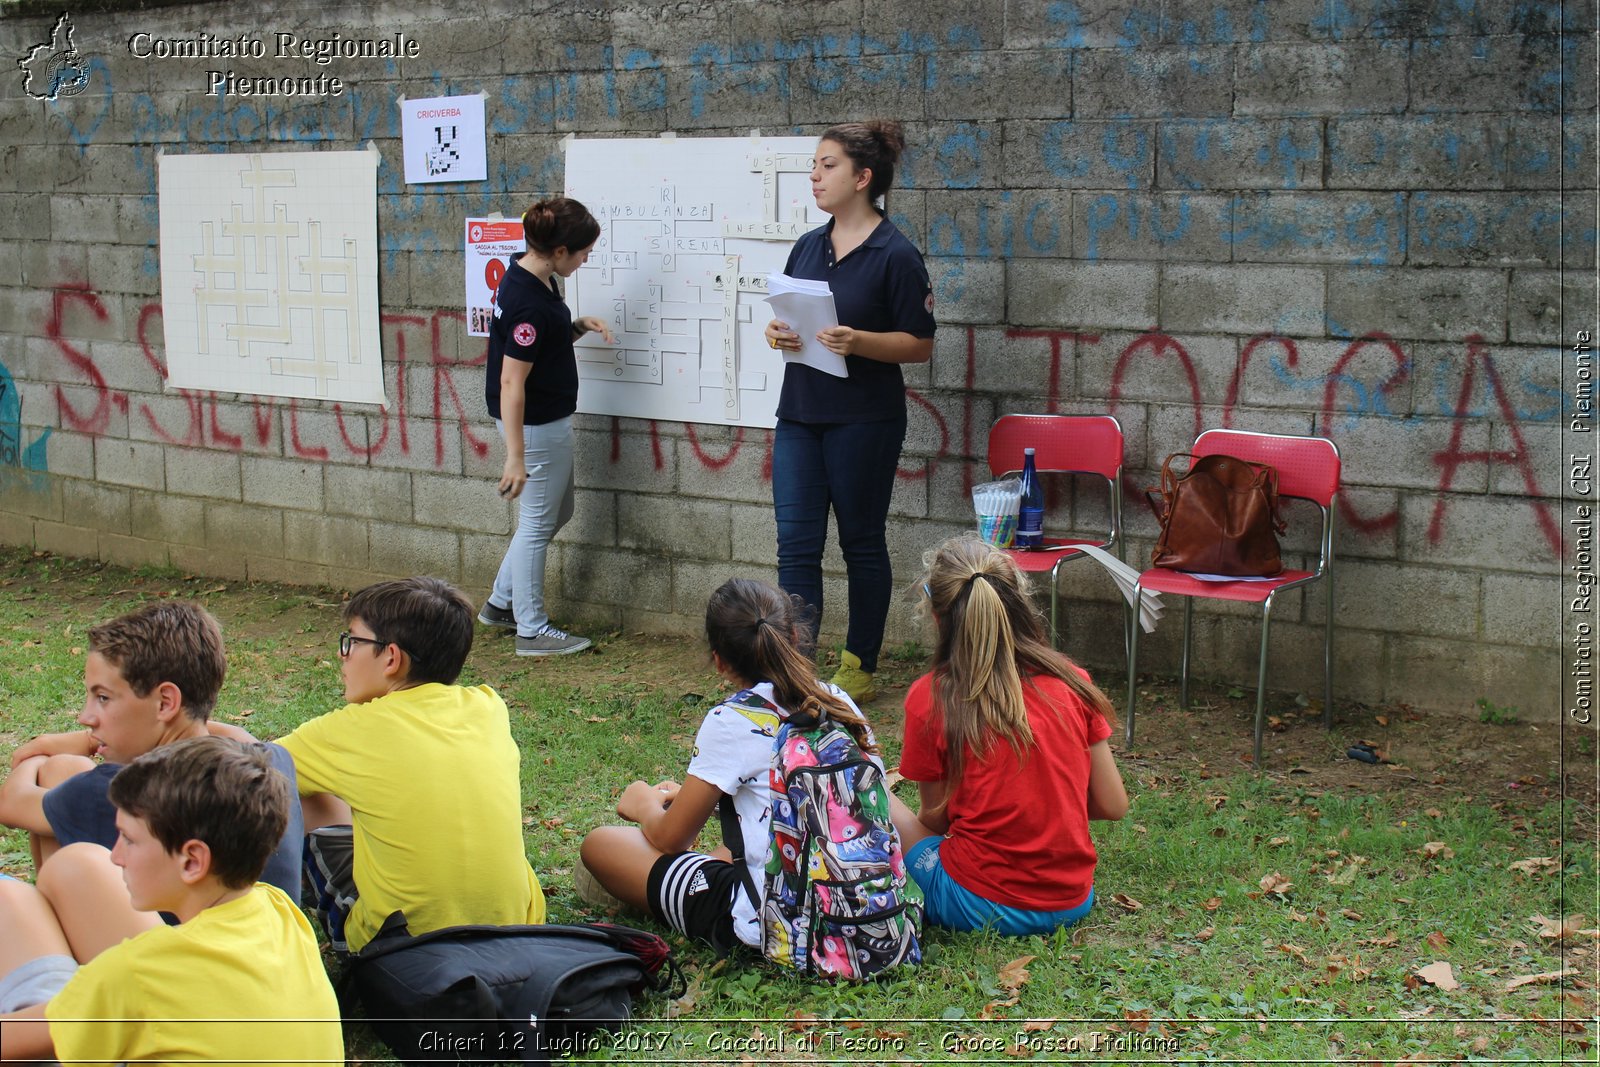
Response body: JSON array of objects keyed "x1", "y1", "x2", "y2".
[{"x1": 0, "y1": 0, "x2": 1593, "y2": 720}]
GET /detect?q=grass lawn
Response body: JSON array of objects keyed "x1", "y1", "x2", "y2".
[{"x1": 0, "y1": 547, "x2": 1594, "y2": 1063}]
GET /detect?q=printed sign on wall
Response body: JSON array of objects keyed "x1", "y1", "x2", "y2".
[
  {"x1": 465, "y1": 219, "x2": 526, "y2": 337},
  {"x1": 401, "y1": 95, "x2": 486, "y2": 184}
]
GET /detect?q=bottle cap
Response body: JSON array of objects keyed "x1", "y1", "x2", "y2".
[{"x1": 1024, "y1": 447, "x2": 1035, "y2": 455}]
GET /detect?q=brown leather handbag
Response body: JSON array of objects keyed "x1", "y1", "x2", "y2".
[{"x1": 1149, "y1": 453, "x2": 1287, "y2": 576}]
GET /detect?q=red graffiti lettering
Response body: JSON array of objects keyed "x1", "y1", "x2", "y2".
[
  {"x1": 287, "y1": 399, "x2": 328, "y2": 461},
  {"x1": 430, "y1": 310, "x2": 489, "y2": 465},
  {"x1": 206, "y1": 394, "x2": 241, "y2": 450},
  {"x1": 1429, "y1": 336, "x2": 1559, "y2": 555},
  {"x1": 960, "y1": 327, "x2": 978, "y2": 496},
  {"x1": 1225, "y1": 334, "x2": 1299, "y2": 426},
  {"x1": 1110, "y1": 332, "x2": 1203, "y2": 446},
  {"x1": 134, "y1": 301, "x2": 203, "y2": 446},
  {"x1": 1006, "y1": 328, "x2": 1101, "y2": 415},
  {"x1": 899, "y1": 389, "x2": 946, "y2": 481},
  {"x1": 684, "y1": 423, "x2": 744, "y2": 471},
  {"x1": 1320, "y1": 333, "x2": 1409, "y2": 535},
  {"x1": 49, "y1": 285, "x2": 111, "y2": 434}
]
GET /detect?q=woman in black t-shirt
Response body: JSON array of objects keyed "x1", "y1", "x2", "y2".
[
  {"x1": 480, "y1": 198, "x2": 615, "y2": 656},
  {"x1": 763, "y1": 121, "x2": 936, "y2": 702}
]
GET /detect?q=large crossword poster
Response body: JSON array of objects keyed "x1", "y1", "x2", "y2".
[
  {"x1": 564, "y1": 136, "x2": 824, "y2": 428},
  {"x1": 158, "y1": 151, "x2": 386, "y2": 406}
]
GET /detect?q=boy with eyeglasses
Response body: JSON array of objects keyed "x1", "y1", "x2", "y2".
[{"x1": 272, "y1": 576, "x2": 546, "y2": 952}]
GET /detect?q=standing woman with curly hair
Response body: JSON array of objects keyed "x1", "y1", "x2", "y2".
[
  {"x1": 763, "y1": 121, "x2": 936, "y2": 703},
  {"x1": 892, "y1": 537, "x2": 1130, "y2": 935},
  {"x1": 479, "y1": 198, "x2": 615, "y2": 656}
]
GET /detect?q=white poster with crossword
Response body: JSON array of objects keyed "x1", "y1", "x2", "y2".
[
  {"x1": 157, "y1": 150, "x2": 386, "y2": 406},
  {"x1": 565, "y1": 135, "x2": 824, "y2": 428},
  {"x1": 400, "y1": 95, "x2": 486, "y2": 184}
]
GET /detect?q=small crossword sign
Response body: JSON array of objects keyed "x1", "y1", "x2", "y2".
[{"x1": 400, "y1": 94, "x2": 486, "y2": 184}]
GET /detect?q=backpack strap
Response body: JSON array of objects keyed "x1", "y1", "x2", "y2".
[{"x1": 716, "y1": 793, "x2": 761, "y2": 945}]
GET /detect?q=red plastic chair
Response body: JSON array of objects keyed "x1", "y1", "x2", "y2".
[
  {"x1": 1124, "y1": 429, "x2": 1341, "y2": 767},
  {"x1": 986, "y1": 414, "x2": 1125, "y2": 647}
]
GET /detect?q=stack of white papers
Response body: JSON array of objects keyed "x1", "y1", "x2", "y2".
[
  {"x1": 764, "y1": 273, "x2": 847, "y2": 378},
  {"x1": 1075, "y1": 544, "x2": 1165, "y2": 633}
]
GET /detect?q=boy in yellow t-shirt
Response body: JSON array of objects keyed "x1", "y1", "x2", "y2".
[
  {"x1": 275, "y1": 577, "x2": 545, "y2": 953},
  {"x1": 0, "y1": 736, "x2": 342, "y2": 1065}
]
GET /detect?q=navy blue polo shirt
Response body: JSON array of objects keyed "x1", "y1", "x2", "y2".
[
  {"x1": 777, "y1": 215, "x2": 936, "y2": 424},
  {"x1": 484, "y1": 258, "x2": 579, "y2": 426}
]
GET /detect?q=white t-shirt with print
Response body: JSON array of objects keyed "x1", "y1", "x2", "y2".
[{"x1": 686, "y1": 681, "x2": 876, "y2": 948}]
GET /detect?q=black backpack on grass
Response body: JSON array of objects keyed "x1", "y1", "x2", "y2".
[{"x1": 346, "y1": 913, "x2": 677, "y2": 1066}]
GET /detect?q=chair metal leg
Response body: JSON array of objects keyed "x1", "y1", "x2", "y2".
[
  {"x1": 1323, "y1": 571, "x2": 1335, "y2": 730},
  {"x1": 1254, "y1": 595, "x2": 1276, "y2": 770},
  {"x1": 1179, "y1": 597, "x2": 1194, "y2": 710},
  {"x1": 1049, "y1": 582, "x2": 1060, "y2": 650},
  {"x1": 1125, "y1": 581, "x2": 1142, "y2": 748}
]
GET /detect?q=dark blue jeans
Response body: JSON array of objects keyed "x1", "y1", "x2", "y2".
[{"x1": 772, "y1": 413, "x2": 906, "y2": 673}]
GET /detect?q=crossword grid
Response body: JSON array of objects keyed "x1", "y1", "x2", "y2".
[
  {"x1": 566, "y1": 137, "x2": 821, "y2": 429},
  {"x1": 158, "y1": 151, "x2": 385, "y2": 406}
]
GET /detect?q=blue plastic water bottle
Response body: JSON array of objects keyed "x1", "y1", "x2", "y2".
[{"x1": 1016, "y1": 447, "x2": 1044, "y2": 549}]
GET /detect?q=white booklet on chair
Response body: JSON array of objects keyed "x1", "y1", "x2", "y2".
[{"x1": 1076, "y1": 545, "x2": 1165, "y2": 633}]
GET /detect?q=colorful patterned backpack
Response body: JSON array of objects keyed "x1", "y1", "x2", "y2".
[{"x1": 720, "y1": 689, "x2": 921, "y2": 980}]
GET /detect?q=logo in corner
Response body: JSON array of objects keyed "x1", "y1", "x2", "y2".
[{"x1": 19, "y1": 13, "x2": 91, "y2": 101}]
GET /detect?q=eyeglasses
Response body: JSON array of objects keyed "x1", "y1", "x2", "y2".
[{"x1": 338, "y1": 631, "x2": 388, "y2": 657}]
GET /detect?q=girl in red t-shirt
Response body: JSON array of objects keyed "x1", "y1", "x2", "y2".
[{"x1": 892, "y1": 537, "x2": 1129, "y2": 935}]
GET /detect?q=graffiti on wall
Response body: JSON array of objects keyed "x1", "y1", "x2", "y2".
[{"x1": 38, "y1": 280, "x2": 1568, "y2": 558}]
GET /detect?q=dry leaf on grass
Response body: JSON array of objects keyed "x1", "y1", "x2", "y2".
[
  {"x1": 1123, "y1": 1008, "x2": 1151, "y2": 1033},
  {"x1": 1269, "y1": 835, "x2": 1292, "y2": 846},
  {"x1": 1202, "y1": 896, "x2": 1222, "y2": 911},
  {"x1": 1205, "y1": 793, "x2": 1228, "y2": 810},
  {"x1": 998, "y1": 955, "x2": 1036, "y2": 992},
  {"x1": 1426, "y1": 931, "x2": 1449, "y2": 951},
  {"x1": 1111, "y1": 893, "x2": 1143, "y2": 911},
  {"x1": 1341, "y1": 909, "x2": 1364, "y2": 921},
  {"x1": 1418, "y1": 841, "x2": 1454, "y2": 860},
  {"x1": 1530, "y1": 914, "x2": 1589, "y2": 942},
  {"x1": 883, "y1": 766, "x2": 904, "y2": 788},
  {"x1": 1195, "y1": 926, "x2": 1215, "y2": 942},
  {"x1": 1021, "y1": 1019, "x2": 1055, "y2": 1032},
  {"x1": 1278, "y1": 943, "x2": 1310, "y2": 964},
  {"x1": 1506, "y1": 969, "x2": 1577, "y2": 991},
  {"x1": 1425, "y1": 807, "x2": 1443, "y2": 818},
  {"x1": 1415, "y1": 961, "x2": 1459, "y2": 991},
  {"x1": 1510, "y1": 856, "x2": 1559, "y2": 876},
  {"x1": 1259, "y1": 872, "x2": 1294, "y2": 897}
]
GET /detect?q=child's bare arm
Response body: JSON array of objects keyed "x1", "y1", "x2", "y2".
[
  {"x1": 0, "y1": 756, "x2": 59, "y2": 833},
  {"x1": 618, "y1": 775, "x2": 723, "y2": 854},
  {"x1": 1085, "y1": 740, "x2": 1129, "y2": 821},
  {"x1": 205, "y1": 721, "x2": 256, "y2": 743},
  {"x1": 915, "y1": 780, "x2": 952, "y2": 836},
  {"x1": 9, "y1": 730, "x2": 95, "y2": 768}
]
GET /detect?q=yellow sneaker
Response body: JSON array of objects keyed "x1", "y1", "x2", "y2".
[{"x1": 830, "y1": 650, "x2": 878, "y2": 704}]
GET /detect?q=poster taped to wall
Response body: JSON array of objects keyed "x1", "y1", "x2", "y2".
[
  {"x1": 401, "y1": 94, "x2": 487, "y2": 184},
  {"x1": 465, "y1": 219, "x2": 525, "y2": 336},
  {"x1": 564, "y1": 135, "x2": 824, "y2": 428},
  {"x1": 157, "y1": 150, "x2": 385, "y2": 406}
]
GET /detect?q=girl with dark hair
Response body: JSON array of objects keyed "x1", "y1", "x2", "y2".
[
  {"x1": 577, "y1": 578, "x2": 881, "y2": 953},
  {"x1": 892, "y1": 537, "x2": 1129, "y2": 935},
  {"x1": 479, "y1": 197, "x2": 615, "y2": 656},
  {"x1": 763, "y1": 120, "x2": 936, "y2": 704}
]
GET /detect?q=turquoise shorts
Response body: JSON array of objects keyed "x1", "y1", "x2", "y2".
[{"x1": 905, "y1": 835, "x2": 1094, "y2": 936}]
